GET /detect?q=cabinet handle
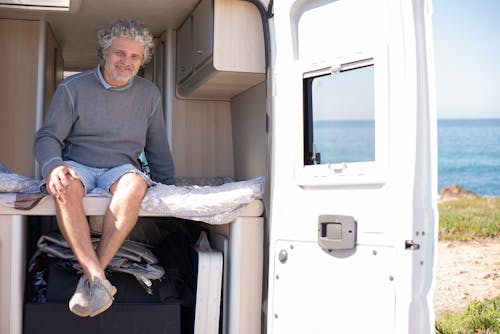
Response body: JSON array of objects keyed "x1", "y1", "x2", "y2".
[{"x1": 195, "y1": 50, "x2": 204, "y2": 55}]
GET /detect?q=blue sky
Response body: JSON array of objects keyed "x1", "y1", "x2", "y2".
[
  {"x1": 313, "y1": 1, "x2": 500, "y2": 121},
  {"x1": 433, "y1": 0, "x2": 500, "y2": 119}
]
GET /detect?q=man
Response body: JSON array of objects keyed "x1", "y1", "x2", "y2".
[{"x1": 34, "y1": 18, "x2": 175, "y2": 317}]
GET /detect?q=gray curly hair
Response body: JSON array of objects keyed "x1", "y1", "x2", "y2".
[{"x1": 97, "y1": 18, "x2": 154, "y2": 66}]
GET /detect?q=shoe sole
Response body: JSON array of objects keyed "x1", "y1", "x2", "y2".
[
  {"x1": 88, "y1": 298, "x2": 113, "y2": 317},
  {"x1": 68, "y1": 276, "x2": 90, "y2": 317},
  {"x1": 69, "y1": 303, "x2": 90, "y2": 317}
]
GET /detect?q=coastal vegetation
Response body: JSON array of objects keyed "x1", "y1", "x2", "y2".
[
  {"x1": 438, "y1": 197, "x2": 500, "y2": 241},
  {"x1": 435, "y1": 297, "x2": 500, "y2": 334},
  {"x1": 435, "y1": 197, "x2": 500, "y2": 333}
]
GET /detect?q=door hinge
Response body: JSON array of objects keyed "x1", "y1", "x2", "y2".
[{"x1": 405, "y1": 240, "x2": 420, "y2": 250}]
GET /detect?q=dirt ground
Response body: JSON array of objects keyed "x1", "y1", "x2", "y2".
[{"x1": 433, "y1": 239, "x2": 500, "y2": 315}]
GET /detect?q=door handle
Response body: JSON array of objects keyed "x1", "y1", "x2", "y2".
[{"x1": 318, "y1": 215, "x2": 357, "y2": 251}]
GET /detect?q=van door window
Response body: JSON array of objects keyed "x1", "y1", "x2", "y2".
[
  {"x1": 298, "y1": 58, "x2": 388, "y2": 186},
  {"x1": 304, "y1": 63, "x2": 374, "y2": 166}
]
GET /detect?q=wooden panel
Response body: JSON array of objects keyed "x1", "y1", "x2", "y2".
[
  {"x1": 0, "y1": 215, "x2": 25, "y2": 334},
  {"x1": 192, "y1": 0, "x2": 213, "y2": 70},
  {"x1": 180, "y1": 70, "x2": 264, "y2": 100},
  {"x1": 143, "y1": 35, "x2": 166, "y2": 91},
  {"x1": 213, "y1": 0, "x2": 264, "y2": 73},
  {"x1": 0, "y1": 19, "x2": 39, "y2": 177},
  {"x1": 172, "y1": 98, "x2": 234, "y2": 178},
  {"x1": 231, "y1": 82, "x2": 267, "y2": 180},
  {"x1": 155, "y1": 33, "x2": 167, "y2": 92},
  {"x1": 44, "y1": 24, "x2": 63, "y2": 117},
  {"x1": 176, "y1": 18, "x2": 192, "y2": 84}
]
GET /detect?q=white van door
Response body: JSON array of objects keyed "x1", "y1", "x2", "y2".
[{"x1": 265, "y1": 0, "x2": 437, "y2": 333}]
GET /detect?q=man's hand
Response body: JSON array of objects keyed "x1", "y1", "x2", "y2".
[{"x1": 46, "y1": 165, "x2": 80, "y2": 198}]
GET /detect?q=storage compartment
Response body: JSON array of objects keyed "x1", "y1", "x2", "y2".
[
  {"x1": 23, "y1": 217, "x2": 204, "y2": 334},
  {"x1": 176, "y1": 0, "x2": 265, "y2": 99},
  {"x1": 15, "y1": 210, "x2": 263, "y2": 334}
]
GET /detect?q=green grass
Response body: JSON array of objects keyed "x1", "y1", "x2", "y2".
[
  {"x1": 438, "y1": 197, "x2": 500, "y2": 241},
  {"x1": 435, "y1": 297, "x2": 500, "y2": 334},
  {"x1": 436, "y1": 198, "x2": 500, "y2": 333}
]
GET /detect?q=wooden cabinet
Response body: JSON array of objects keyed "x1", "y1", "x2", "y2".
[
  {"x1": 176, "y1": 0, "x2": 265, "y2": 100},
  {"x1": 192, "y1": 0, "x2": 213, "y2": 70},
  {"x1": 176, "y1": 18, "x2": 193, "y2": 84}
]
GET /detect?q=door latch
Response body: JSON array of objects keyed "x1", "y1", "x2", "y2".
[
  {"x1": 405, "y1": 240, "x2": 420, "y2": 250},
  {"x1": 318, "y1": 215, "x2": 357, "y2": 251}
]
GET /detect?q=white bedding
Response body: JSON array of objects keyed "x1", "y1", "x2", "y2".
[
  {"x1": 0, "y1": 164, "x2": 264, "y2": 225},
  {"x1": 141, "y1": 177, "x2": 264, "y2": 224}
]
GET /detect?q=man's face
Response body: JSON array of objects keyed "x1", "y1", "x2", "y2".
[{"x1": 103, "y1": 37, "x2": 145, "y2": 86}]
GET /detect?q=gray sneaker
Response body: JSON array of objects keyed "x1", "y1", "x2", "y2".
[
  {"x1": 88, "y1": 278, "x2": 117, "y2": 317},
  {"x1": 68, "y1": 275, "x2": 90, "y2": 317}
]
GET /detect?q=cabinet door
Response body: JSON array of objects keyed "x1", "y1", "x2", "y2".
[
  {"x1": 176, "y1": 16, "x2": 192, "y2": 84},
  {"x1": 192, "y1": 0, "x2": 213, "y2": 70}
]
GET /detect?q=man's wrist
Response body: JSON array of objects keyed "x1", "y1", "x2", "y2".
[{"x1": 42, "y1": 158, "x2": 64, "y2": 179}]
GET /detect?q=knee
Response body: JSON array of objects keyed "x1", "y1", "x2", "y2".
[
  {"x1": 111, "y1": 173, "x2": 148, "y2": 201},
  {"x1": 57, "y1": 178, "x2": 85, "y2": 203}
]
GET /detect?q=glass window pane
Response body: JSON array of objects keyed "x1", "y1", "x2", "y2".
[{"x1": 309, "y1": 65, "x2": 375, "y2": 164}]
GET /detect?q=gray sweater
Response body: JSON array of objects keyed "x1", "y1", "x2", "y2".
[{"x1": 34, "y1": 67, "x2": 175, "y2": 185}]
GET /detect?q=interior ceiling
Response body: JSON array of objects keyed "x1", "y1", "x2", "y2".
[{"x1": 0, "y1": 0, "x2": 199, "y2": 70}]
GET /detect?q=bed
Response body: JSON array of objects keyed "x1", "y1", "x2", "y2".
[{"x1": 0, "y1": 166, "x2": 264, "y2": 334}]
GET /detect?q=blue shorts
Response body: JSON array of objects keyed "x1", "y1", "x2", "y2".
[{"x1": 42, "y1": 160, "x2": 155, "y2": 195}]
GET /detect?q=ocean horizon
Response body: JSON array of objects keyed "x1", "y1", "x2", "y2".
[
  {"x1": 313, "y1": 118, "x2": 500, "y2": 196},
  {"x1": 438, "y1": 118, "x2": 500, "y2": 196}
]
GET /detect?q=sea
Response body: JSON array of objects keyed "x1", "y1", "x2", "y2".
[
  {"x1": 438, "y1": 118, "x2": 500, "y2": 196},
  {"x1": 313, "y1": 118, "x2": 500, "y2": 196}
]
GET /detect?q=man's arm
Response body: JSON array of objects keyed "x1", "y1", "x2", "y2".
[
  {"x1": 144, "y1": 96, "x2": 175, "y2": 185},
  {"x1": 34, "y1": 85, "x2": 75, "y2": 178}
]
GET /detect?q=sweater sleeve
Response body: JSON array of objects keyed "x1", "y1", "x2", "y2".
[
  {"x1": 144, "y1": 96, "x2": 175, "y2": 185},
  {"x1": 33, "y1": 85, "x2": 75, "y2": 178}
]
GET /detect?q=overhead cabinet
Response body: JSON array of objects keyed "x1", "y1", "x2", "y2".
[
  {"x1": 192, "y1": 0, "x2": 214, "y2": 71},
  {"x1": 176, "y1": 0, "x2": 265, "y2": 100}
]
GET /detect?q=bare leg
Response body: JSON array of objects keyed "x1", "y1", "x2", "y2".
[
  {"x1": 96, "y1": 173, "x2": 147, "y2": 269},
  {"x1": 54, "y1": 175, "x2": 105, "y2": 282}
]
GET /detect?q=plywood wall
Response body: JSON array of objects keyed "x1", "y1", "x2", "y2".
[
  {"x1": 0, "y1": 19, "x2": 40, "y2": 177},
  {"x1": 172, "y1": 98, "x2": 234, "y2": 178},
  {"x1": 231, "y1": 82, "x2": 267, "y2": 181}
]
